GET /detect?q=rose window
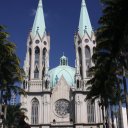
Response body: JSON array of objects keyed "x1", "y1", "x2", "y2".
[{"x1": 55, "y1": 99, "x2": 70, "y2": 117}]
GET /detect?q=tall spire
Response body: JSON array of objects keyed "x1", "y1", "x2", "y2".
[
  {"x1": 78, "y1": 0, "x2": 92, "y2": 38},
  {"x1": 32, "y1": 0, "x2": 46, "y2": 36}
]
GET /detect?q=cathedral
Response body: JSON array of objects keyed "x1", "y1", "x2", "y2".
[{"x1": 21, "y1": 0, "x2": 103, "y2": 127}]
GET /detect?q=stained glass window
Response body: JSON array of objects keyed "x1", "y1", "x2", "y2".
[
  {"x1": 55, "y1": 99, "x2": 70, "y2": 117},
  {"x1": 87, "y1": 101, "x2": 95, "y2": 123},
  {"x1": 85, "y1": 46, "x2": 91, "y2": 77},
  {"x1": 34, "y1": 67, "x2": 39, "y2": 79},
  {"x1": 31, "y1": 99, "x2": 39, "y2": 125},
  {"x1": 35, "y1": 47, "x2": 40, "y2": 65}
]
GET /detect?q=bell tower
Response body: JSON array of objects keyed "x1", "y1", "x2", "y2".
[
  {"x1": 74, "y1": 0, "x2": 96, "y2": 81},
  {"x1": 23, "y1": 0, "x2": 50, "y2": 92},
  {"x1": 74, "y1": 0, "x2": 102, "y2": 127},
  {"x1": 21, "y1": 0, "x2": 51, "y2": 126}
]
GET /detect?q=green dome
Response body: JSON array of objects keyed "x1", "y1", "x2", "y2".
[{"x1": 48, "y1": 56, "x2": 75, "y2": 87}]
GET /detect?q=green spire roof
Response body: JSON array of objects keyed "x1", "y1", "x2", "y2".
[
  {"x1": 78, "y1": 0, "x2": 92, "y2": 37},
  {"x1": 32, "y1": 0, "x2": 46, "y2": 36}
]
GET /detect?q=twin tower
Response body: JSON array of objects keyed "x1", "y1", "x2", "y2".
[{"x1": 21, "y1": 0, "x2": 103, "y2": 128}]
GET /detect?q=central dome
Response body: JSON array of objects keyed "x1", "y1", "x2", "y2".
[{"x1": 49, "y1": 55, "x2": 75, "y2": 87}]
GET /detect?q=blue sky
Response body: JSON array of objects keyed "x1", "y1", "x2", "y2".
[{"x1": 0, "y1": 0, "x2": 102, "y2": 69}]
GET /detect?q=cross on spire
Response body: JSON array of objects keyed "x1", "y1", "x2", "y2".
[
  {"x1": 32, "y1": 0, "x2": 46, "y2": 36},
  {"x1": 78, "y1": 0, "x2": 92, "y2": 37}
]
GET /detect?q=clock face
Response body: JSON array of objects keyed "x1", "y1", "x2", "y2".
[{"x1": 55, "y1": 99, "x2": 70, "y2": 117}]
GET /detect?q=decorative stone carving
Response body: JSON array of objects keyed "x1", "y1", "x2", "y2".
[{"x1": 55, "y1": 99, "x2": 70, "y2": 118}]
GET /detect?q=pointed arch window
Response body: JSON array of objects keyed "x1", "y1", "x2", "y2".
[
  {"x1": 77, "y1": 80, "x2": 79, "y2": 89},
  {"x1": 42, "y1": 48, "x2": 47, "y2": 64},
  {"x1": 87, "y1": 101, "x2": 95, "y2": 123},
  {"x1": 29, "y1": 48, "x2": 32, "y2": 66},
  {"x1": 85, "y1": 46, "x2": 91, "y2": 76},
  {"x1": 29, "y1": 48, "x2": 32, "y2": 79},
  {"x1": 78, "y1": 47, "x2": 82, "y2": 78},
  {"x1": 35, "y1": 47, "x2": 40, "y2": 65},
  {"x1": 85, "y1": 46, "x2": 91, "y2": 66},
  {"x1": 34, "y1": 67, "x2": 39, "y2": 79},
  {"x1": 31, "y1": 98, "x2": 39, "y2": 125},
  {"x1": 29, "y1": 68, "x2": 31, "y2": 80}
]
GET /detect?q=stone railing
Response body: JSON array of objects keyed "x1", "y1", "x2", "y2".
[
  {"x1": 28, "y1": 80, "x2": 43, "y2": 92},
  {"x1": 51, "y1": 121, "x2": 73, "y2": 125}
]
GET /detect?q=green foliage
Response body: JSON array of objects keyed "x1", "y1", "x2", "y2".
[
  {"x1": 86, "y1": 0, "x2": 128, "y2": 108},
  {"x1": 5, "y1": 103, "x2": 29, "y2": 128},
  {"x1": 0, "y1": 25, "x2": 26, "y2": 103}
]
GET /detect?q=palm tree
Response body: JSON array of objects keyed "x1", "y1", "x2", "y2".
[
  {"x1": 0, "y1": 25, "x2": 26, "y2": 123},
  {"x1": 5, "y1": 103, "x2": 29, "y2": 128},
  {"x1": 86, "y1": 53, "x2": 119, "y2": 127},
  {"x1": 99, "y1": 0, "x2": 128, "y2": 125},
  {"x1": 86, "y1": 0, "x2": 128, "y2": 127}
]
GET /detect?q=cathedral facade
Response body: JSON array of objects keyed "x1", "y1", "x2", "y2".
[{"x1": 21, "y1": 0, "x2": 103, "y2": 128}]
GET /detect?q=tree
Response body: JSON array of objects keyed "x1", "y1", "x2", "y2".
[
  {"x1": 5, "y1": 103, "x2": 30, "y2": 128},
  {"x1": 99, "y1": 0, "x2": 128, "y2": 126},
  {"x1": 5, "y1": 104, "x2": 26, "y2": 127},
  {"x1": 86, "y1": 0, "x2": 128, "y2": 127},
  {"x1": 86, "y1": 52, "x2": 120, "y2": 128},
  {"x1": 0, "y1": 25, "x2": 26, "y2": 123}
]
